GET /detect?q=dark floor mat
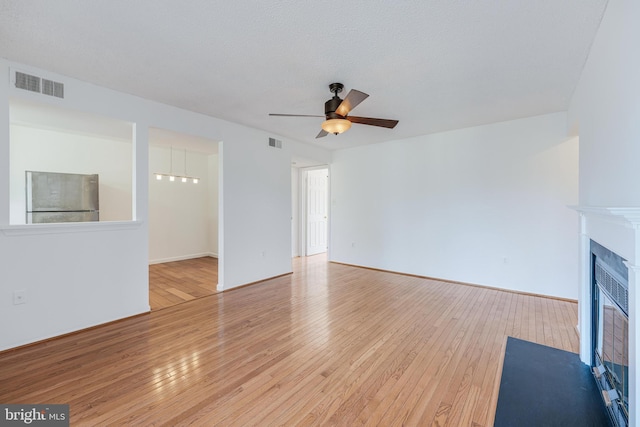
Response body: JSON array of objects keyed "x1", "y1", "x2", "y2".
[{"x1": 494, "y1": 337, "x2": 611, "y2": 427}]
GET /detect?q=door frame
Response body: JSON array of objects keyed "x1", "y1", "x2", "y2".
[{"x1": 298, "y1": 165, "x2": 330, "y2": 257}]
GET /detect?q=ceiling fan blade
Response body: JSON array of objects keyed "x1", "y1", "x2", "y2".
[
  {"x1": 347, "y1": 116, "x2": 399, "y2": 129},
  {"x1": 269, "y1": 113, "x2": 324, "y2": 117},
  {"x1": 316, "y1": 129, "x2": 329, "y2": 138},
  {"x1": 336, "y1": 89, "x2": 369, "y2": 117}
]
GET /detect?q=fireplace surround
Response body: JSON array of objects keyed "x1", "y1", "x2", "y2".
[
  {"x1": 574, "y1": 207, "x2": 640, "y2": 427},
  {"x1": 591, "y1": 239, "x2": 629, "y2": 425}
]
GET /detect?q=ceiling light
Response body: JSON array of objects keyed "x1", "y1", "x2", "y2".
[
  {"x1": 169, "y1": 175, "x2": 175, "y2": 182},
  {"x1": 321, "y1": 118, "x2": 351, "y2": 135}
]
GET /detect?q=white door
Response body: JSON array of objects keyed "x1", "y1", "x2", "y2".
[{"x1": 306, "y1": 169, "x2": 328, "y2": 256}]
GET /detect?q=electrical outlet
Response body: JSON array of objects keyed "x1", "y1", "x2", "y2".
[{"x1": 13, "y1": 290, "x2": 27, "y2": 305}]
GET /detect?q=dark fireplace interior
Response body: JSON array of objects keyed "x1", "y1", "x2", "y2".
[{"x1": 591, "y1": 240, "x2": 629, "y2": 427}]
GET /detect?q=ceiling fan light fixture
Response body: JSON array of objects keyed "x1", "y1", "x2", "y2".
[
  {"x1": 270, "y1": 83, "x2": 397, "y2": 138},
  {"x1": 321, "y1": 118, "x2": 351, "y2": 135}
]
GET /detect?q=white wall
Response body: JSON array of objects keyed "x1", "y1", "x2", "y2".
[
  {"x1": 0, "y1": 59, "x2": 330, "y2": 351},
  {"x1": 0, "y1": 62, "x2": 149, "y2": 351},
  {"x1": 330, "y1": 112, "x2": 579, "y2": 299},
  {"x1": 568, "y1": 0, "x2": 640, "y2": 207},
  {"x1": 10, "y1": 124, "x2": 133, "y2": 224},
  {"x1": 148, "y1": 146, "x2": 217, "y2": 263},
  {"x1": 217, "y1": 134, "x2": 293, "y2": 290}
]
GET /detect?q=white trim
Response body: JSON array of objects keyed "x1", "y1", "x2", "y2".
[
  {"x1": 299, "y1": 168, "x2": 308, "y2": 256},
  {"x1": 577, "y1": 225, "x2": 592, "y2": 363},
  {"x1": 149, "y1": 252, "x2": 218, "y2": 265},
  {"x1": 326, "y1": 166, "x2": 331, "y2": 260},
  {"x1": 570, "y1": 205, "x2": 640, "y2": 228},
  {"x1": 0, "y1": 220, "x2": 142, "y2": 236}
]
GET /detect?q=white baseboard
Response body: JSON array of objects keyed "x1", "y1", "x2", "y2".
[{"x1": 149, "y1": 252, "x2": 218, "y2": 265}]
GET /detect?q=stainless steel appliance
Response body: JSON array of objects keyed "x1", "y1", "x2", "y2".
[{"x1": 26, "y1": 171, "x2": 99, "y2": 223}]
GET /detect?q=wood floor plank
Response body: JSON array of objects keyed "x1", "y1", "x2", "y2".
[
  {"x1": 367, "y1": 284, "x2": 485, "y2": 426},
  {"x1": 453, "y1": 290, "x2": 509, "y2": 427},
  {"x1": 149, "y1": 256, "x2": 218, "y2": 310},
  {"x1": 471, "y1": 291, "x2": 515, "y2": 425},
  {"x1": 413, "y1": 287, "x2": 501, "y2": 427},
  {"x1": 0, "y1": 255, "x2": 579, "y2": 426},
  {"x1": 323, "y1": 282, "x2": 453, "y2": 425},
  {"x1": 292, "y1": 281, "x2": 450, "y2": 426}
]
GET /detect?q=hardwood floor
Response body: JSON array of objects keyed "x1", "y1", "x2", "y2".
[
  {"x1": 0, "y1": 255, "x2": 578, "y2": 426},
  {"x1": 149, "y1": 257, "x2": 218, "y2": 310}
]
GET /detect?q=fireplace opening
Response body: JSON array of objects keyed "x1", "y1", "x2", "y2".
[{"x1": 591, "y1": 240, "x2": 629, "y2": 427}]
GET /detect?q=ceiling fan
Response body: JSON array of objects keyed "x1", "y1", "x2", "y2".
[{"x1": 269, "y1": 83, "x2": 399, "y2": 138}]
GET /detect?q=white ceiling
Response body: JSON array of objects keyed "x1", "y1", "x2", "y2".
[{"x1": 0, "y1": 1, "x2": 608, "y2": 151}]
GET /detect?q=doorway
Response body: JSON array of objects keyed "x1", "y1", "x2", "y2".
[
  {"x1": 148, "y1": 128, "x2": 220, "y2": 310},
  {"x1": 302, "y1": 167, "x2": 329, "y2": 257}
]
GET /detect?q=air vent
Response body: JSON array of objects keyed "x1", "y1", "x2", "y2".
[
  {"x1": 268, "y1": 137, "x2": 282, "y2": 149},
  {"x1": 14, "y1": 71, "x2": 64, "y2": 99},
  {"x1": 42, "y1": 79, "x2": 64, "y2": 98},
  {"x1": 595, "y1": 260, "x2": 628, "y2": 315},
  {"x1": 15, "y1": 71, "x2": 41, "y2": 93}
]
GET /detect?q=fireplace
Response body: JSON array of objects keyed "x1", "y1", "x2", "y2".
[
  {"x1": 591, "y1": 240, "x2": 629, "y2": 426},
  {"x1": 574, "y1": 206, "x2": 640, "y2": 427}
]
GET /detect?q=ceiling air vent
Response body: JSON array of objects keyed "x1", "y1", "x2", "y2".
[
  {"x1": 14, "y1": 71, "x2": 65, "y2": 99},
  {"x1": 268, "y1": 137, "x2": 282, "y2": 149}
]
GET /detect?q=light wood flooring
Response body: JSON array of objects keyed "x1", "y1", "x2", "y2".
[
  {"x1": 149, "y1": 256, "x2": 218, "y2": 310},
  {"x1": 0, "y1": 255, "x2": 579, "y2": 426}
]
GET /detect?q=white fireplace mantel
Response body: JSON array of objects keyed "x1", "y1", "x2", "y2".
[
  {"x1": 572, "y1": 205, "x2": 640, "y2": 426},
  {"x1": 572, "y1": 206, "x2": 640, "y2": 229}
]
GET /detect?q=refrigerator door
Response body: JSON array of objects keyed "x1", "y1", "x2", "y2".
[
  {"x1": 27, "y1": 171, "x2": 99, "y2": 212},
  {"x1": 27, "y1": 211, "x2": 100, "y2": 224}
]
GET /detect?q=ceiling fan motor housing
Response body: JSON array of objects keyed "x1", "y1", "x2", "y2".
[{"x1": 325, "y1": 96, "x2": 343, "y2": 119}]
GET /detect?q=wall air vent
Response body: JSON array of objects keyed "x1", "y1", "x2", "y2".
[
  {"x1": 268, "y1": 137, "x2": 282, "y2": 149},
  {"x1": 42, "y1": 79, "x2": 64, "y2": 98},
  {"x1": 15, "y1": 71, "x2": 41, "y2": 93},
  {"x1": 14, "y1": 71, "x2": 65, "y2": 99}
]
